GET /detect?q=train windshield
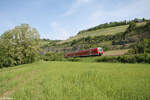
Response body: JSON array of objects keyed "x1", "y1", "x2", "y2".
[{"x1": 98, "y1": 48, "x2": 102, "y2": 52}]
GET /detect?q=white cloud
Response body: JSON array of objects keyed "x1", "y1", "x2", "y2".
[
  {"x1": 88, "y1": 0, "x2": 150, "y2": 25},
  {"x1": 62, "y1": 0, "x2": 93, "y2": 16},
  {"x1": 61, "y1": 0, "x2": 150, "y2": 40},
  {"x1": 53, "y1": 0, "x2": 150, "y2": 40},
  {"x1": 49, "y1": 22, "x2": 71, "y2": 40},
  {"x1": 107, "y1": 0, "x2": 150, "y2": 19}
]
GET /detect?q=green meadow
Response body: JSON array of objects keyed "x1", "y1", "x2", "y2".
[{"x1": 0, "y1": 61, "x2": 150, "y2": 100}]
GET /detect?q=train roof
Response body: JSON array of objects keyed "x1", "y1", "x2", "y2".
[{"x1": 66, "y1": 47, "x2": 103, "y2": 54}]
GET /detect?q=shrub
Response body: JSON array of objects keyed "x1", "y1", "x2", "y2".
[
  {"x1": 144, "y1": 21, "x2": 150, "y2": 32},
  {"x1": 43, "y1": 52, "x2": 65, "y2": 61},
  {"x1": 148, "y1": 55, "x2": 150, "y2": 63},
  {"x1": 96, "y1": 54, "x2": 150, "y2": 64},
  {"x1": 3, "y1": 57, "x2": 15, "y2": 67},
  {"x1": 117, "y1": 55, "x2": 136, "y2": 63},
  {"x1": 129, "y1": 39, "x2": 150, "y2": 54},
  {"x1": 96, "y1": 56, "x2": 118, "y2": 62},
  {"x1": 67, "y1": 58, "x2": 81, "y2": 62},
  {"x1": 135, "y1": 54, "x2": 149, "y2": 63}
]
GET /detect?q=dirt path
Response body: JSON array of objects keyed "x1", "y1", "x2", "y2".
[
  {"x1": 0, "y1": 69, "x2": 40, "y2": 98},
  {"x1": 103, "y1": 49, "x2": 129, "y2": 56}
]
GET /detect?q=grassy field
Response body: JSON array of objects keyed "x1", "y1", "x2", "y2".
[{"x1": 0, "y1": 61, "x2": 150, "y2": 100}]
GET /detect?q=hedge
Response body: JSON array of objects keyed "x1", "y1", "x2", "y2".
[{"x1": 96, "y1": 54, "x2": 150, "y2": 64}]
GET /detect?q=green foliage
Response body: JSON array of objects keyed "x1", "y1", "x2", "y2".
[
  {"x1": 71, "y1": 40, "x2": 77, "y2": 46},
  {"x1": 66, "y1": 58, "x2": 81, "y2": 62},
  {"x1": 96, "y1": 56, "x2": 118, "y2": 62},
  {"x1": 95, "y1": 54, "x2": 150, "y2": 64},
  {"x1": 43, "y1": 52, "x2": 64, "y2": 61},
  {"x1": 144, "y1": 21, "x2": 150, "y2": 32},
  {"x1": 117, "y1": 55, "x2": 137, "y2": 63},
  {"x1": 0, "y1": 24, "x2": 40, "y2": 68},
  {"x1": 127, "y1": 22, "x2": 136, "y2": 32},
  {"x1": 135, "y1": 54, "x2": 150, "y2": 63},
  {"x1": 130, "y1": 39, "x2": 150, "y2": 54},
  {"x1": 102, "y1": 46, "x2": 109, "y2": 51},
  {"x1": 122, "y1": 22, "x2": 136, "y2": 40},
  {"x1": 42, "y1": 52, "x2": 82, "y2": 62}
]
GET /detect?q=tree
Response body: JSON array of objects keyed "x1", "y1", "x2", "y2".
[
  {"x1": 142, "y1": 18, "x2": 146, "y2": 22},
  {"x1": 127, "y1": 22, "x2": 136, "y2": 33},
  {"x1": 145, "y1": 21, "x2": 150, "y2": 32},
  {"x1": 0, "y1": 24, "x2": 40, "y2": 68},
  {"x1": 122, "y1": 31, "x2": 127, "y2": 40},
  {"x1": 122, "y1": 22, "x2": 136, "y2": 40},
  {"x1": 71, "y1": 40, "x2": 77, "y2": 46},
  {"x1": 85, "y1": 36, "x2": 92, "y2": 43},
  {"x1": 130, "y1": 39, "x2": 150, "y2": 54},
  {"x1": 43, "y1": 52, "x2": 64, "y2": 61}
]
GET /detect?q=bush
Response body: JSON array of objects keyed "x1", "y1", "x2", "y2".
[
  {"x1": 43, "y1": 52, "x2": 65, "y2": 61},
  {"x1": 144, "y1": 21, "x2": 150, "y2": 32},
  {"x1": 117, "y1": 55, "x2": 136, "y2": 63},
  {"x1": 96, "y1": 54, "x2": 150, "y2": 64},
  {"x1": 135, "y1": 54, "x2": 149, "y2": 63},
  {"x1": 148, "y1": 55, "x2": 150, "y2": 63},
  {"x1": 129, "y1": 39, "x2": 150, "y2": 54},
  {"x1": 67, "y1": 58, "x2": 81, "y2": 62},
  {"x1": 96, "y1": 56, "x2": 118, "y2": 62}
]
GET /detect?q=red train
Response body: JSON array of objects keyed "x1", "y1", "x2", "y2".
[{"x1": 64, "y1": 47, "x2": 103, "y2": 57}]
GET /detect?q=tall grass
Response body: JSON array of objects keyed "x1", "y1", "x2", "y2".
[{"x1": 0, "y1": 61, "x2": 150, "y2": 100}]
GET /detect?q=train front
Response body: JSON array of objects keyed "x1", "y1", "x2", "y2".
[{"x1": 98, "y1": 47, "x2": 103, "y2": 56}]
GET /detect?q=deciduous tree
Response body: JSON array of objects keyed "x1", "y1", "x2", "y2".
[{"x1": 0, "y1": 24, "x2": 40, "y2": 68}]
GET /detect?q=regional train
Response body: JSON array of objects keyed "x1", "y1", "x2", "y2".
[{"x1": 64, "y1": 47, "x2": 103, "y2": 57}]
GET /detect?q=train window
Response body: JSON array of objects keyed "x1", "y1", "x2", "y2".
[{"x1": 98, "y1": 47, "x2": 102, "y2": 52}]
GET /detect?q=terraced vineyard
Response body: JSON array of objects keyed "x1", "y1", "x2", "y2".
[
  {"x1": 59, "y1": 22, "x2": 146, "y2": 44},
  {"x1": 59, "y1": 25, "x2": 129, "y2": 44}
]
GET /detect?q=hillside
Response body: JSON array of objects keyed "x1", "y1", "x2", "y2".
[
  {"x1": 59, "y1": 22, "x2": 145, "y2": 44},
  {"x1": 59, "y1": 25, "x2": 128, "y2": 44},
  {"x1": 41, "y1": 20, "x2": 149, "y2": 54}
]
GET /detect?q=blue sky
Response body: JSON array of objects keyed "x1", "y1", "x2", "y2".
[{"x1": 0, "y1": 0, "x2": 150, "y2": 40}]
